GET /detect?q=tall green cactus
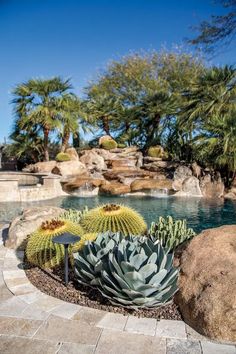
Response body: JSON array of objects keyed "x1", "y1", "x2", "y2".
[{"x1": 148, "y1": 216, "x2": 196, "y2": 251}]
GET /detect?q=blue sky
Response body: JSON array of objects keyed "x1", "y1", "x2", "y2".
[{"x1": 0, "y1": 0, "x2": 235, "y2": 142}]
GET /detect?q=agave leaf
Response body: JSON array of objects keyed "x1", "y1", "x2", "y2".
[
  {"x1": 149, "y1": 269, "x2": 167, "y2": 286},
  {"x1": 112, "y1": 271, "x2": 131, "y2": 290},
  {"x1": 120, "y1": 261, "x2": 136, "y2": 274},
  {"x1": 129, "y1": 253, "x2": 148, "y2": 270},
  {"x1": 139, "y1": 263, "x2": 157, "y2": 280},
  {"x1": 124, "y1": 271, "x2": 144, "y2": 289}
]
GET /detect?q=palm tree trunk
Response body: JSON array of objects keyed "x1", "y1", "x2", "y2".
[
  {"x1": 102, "y1": 116, "x2": 110, "y2": 135},
  {"x1": 43, "y1": 127, "x2": 50, "y2": 161},
  {"x1": 61, "y1": 128, "x2": 70, "y2": 153}
]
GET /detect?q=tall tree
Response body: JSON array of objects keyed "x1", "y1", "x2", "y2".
[
  {"x1": 12, "y1": 77, "x2": 72, "y2": 161},
  {"x1": 189, "y1": 0, "x2": 236, "y2": 54},
  {"x1": 181, "y1": 65, "x2": 236, "y2": 179},
  {"x1": 84, "y1": 51, "x2": 204, "y2": 148}
]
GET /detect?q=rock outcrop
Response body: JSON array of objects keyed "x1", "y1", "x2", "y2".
[
  {"x1": 130, "y1": 178, "x2": 173, "y2": 192},
  {"x1": 200, "y1": 174, "x2": 224, "y2": 198},
  {"x1": 65, "y1": 147, "x2": 79, "y2": 161},
  {"x1": 6, "y1": 207, "x2": 65, "y2": 249},
  {"x1": 52, "y1": 161, "x2": 88, "y2": 177},
  {"x1": 79, "y1": 150, "x2": 106, "y2": 172},
  {"x1": 176, "y1": 225, "x2": 236, "y2": 342},
  {"x1": 23, "y1": 161, "x2": 57, "y2": 173}
]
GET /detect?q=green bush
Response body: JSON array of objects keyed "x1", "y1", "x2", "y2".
[
  {"x1": 74, "y1": 232, "x2": 178, "y2": 308},
  {"x1": 117, "y1": 143, "x2": 126, "y2": 148},
  {"x1": 80, "y1": 203, "x2": 147, "y2": 236},
  {"x1": 101, "y1": 139, "x2": 117, "y2": 150},
  {"x1": 148, "y1": 216, "x2": 196, "y2": 251},
  {"x1": 147, "y1": 145, "x2": 168, "y2": 159},
  {"x1": 56, "y1": 152, "x2": 71, "y2": 162}
]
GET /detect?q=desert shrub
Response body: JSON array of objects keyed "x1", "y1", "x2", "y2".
[
  {"x1": 56, "y1": 152, "x2": 71, "y2": 162},
  {"x1": 101, "y1": 139, "x2": 117, "y2": 150},
  {"x1": 147, "y1": 145, "x2": 168, "y2": 159}
]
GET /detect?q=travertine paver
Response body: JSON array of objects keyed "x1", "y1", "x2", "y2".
[
  {"x1": 97, "y1": 312, "x2": 128, "y2": 330},
  {"x1": 201, "y1": 341, "x2": 236, "y2": 354},
  {"x1": 72, "y1": 306, "x2": 106, "y2": 325},
  {"x1": 0, "y1": 236, "x2": 236, "y2": 354},
  {"x1": 125, "y1": 315, "x2": 157, "y2": 336},
  {"x1": 95, "y1": 329, "x2": 166, "y2": 354},
  {"x1": 0, "y1": 316, "x2": 42, "y2": 337},
  {"x1": 34, "y1": 314, "x2": 102, "y2": 345},
  {"x1": 58, "y1": 342, "x2": 96, "y2": 354},
  {"x1": 155, "y1": 319, "x2": 187, "y2": 339},
  {"x1": 166, "y1": 338, "x2": 202, "y2": 354},
  {"x1": 49, "y1": 302, "x2": 80, "y2": 319},
  {"x1": 0, "y1": 297, "x2": 27, "y2": 316},
  {"x1": 0, "y1": 335, "x2": 60, "y2": 354}
]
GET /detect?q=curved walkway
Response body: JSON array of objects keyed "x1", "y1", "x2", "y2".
[{"x1": 0, "y1": 225, "x2": 235, "y2": 354}]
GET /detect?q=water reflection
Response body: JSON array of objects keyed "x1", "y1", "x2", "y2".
[{"x1": 0, "y1": 195, "x2": 235, "y2": 233}]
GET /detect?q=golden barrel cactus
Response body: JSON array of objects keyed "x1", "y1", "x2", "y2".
[
  {"x1": 80, "y1": 204, "x2": 147, "y2": 236},
  {"x1": 26, "y1": 219, "x2": 85, "y2": 269}
]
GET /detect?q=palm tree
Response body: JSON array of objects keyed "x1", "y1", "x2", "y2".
[
  {"x1": 12, "y1": 77, "x2": 72, "y2": 161},
  {"x1": 181, "y1": 65, "x2": 236, "y2": 180},
  {"x1": 55, "y1": 94, "x2": 81, "y2": 152}
]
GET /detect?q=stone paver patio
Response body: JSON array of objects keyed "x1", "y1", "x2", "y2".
[{"x1": 0, "y1": 225, "x2": 235, "y2": 354}]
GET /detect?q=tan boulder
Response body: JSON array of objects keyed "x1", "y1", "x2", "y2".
[
  {"x1": 63, "y1": 177, "x2": 103, "y2": 192},
  {"x1": 110, "y1": 159, "x2": 137, "y2": 169},
  {"x1": 99, "y1": 181, "x2": 131, "y2": 195},
  {"x1": 6, "y1": 206, "x2": 65, "y2": 249},
  {"x1": 23, "y1": 161, "x2": 57, "y2": 173},
  {"x1": 103, "y1": 169, "x2": 156, "y2": 181},
  {"x1": 182, "y1": 176, "x2": 202, "y2": 196},
  {"x1": 176, "y1": 225, "x2": 236, "y2": 342},
  {"x1": 52, "y1": 161, "x2": 88, "y2": 177},
  {"x1": 131, "y1": 178, "x2": 172, "y2": 192},
  {"x1": 200, "y1": 175, "x2": 224, "y2": 198},
  {"x1": 80, "y1": 150, "x2": 106, "y2": 171},
  {"x1": 191, "y1": 162, "x2": 201, "y2": 178},
  {"x1": 65, "y1": 147, "x2": 79, "y2": 161}
]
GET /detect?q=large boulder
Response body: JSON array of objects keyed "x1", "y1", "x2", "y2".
[
  {"x1": 173, "y1": 165, "x2": 192, "y2": 191},
  {"x1": 200, "y1": 174, "x2": 224, "y2": 198},
  {"x1": 52, "y1": 161, "x2": 88, "y2": 177},
  {"x1": 181, "y1": 176, "x2": 202, "y2": 196},
  {"x1": 6, "y1": 206, "x2": 65, "y2": 249},
  {"x1": 176, "y1": 225, "x2": 236, "y2": 342},
  {"x1": 63, "y1": 177, "x2": 103, "y2": 192},
  {"x1": 130, "y1": 178, "x2": 173, "y2": 192},
  {"x1": 23, "y1": 161, "x2": 57, "y2": 173},
  {"x1": 99, "y1": 181, "x2": 131, "y2": 195},
  {"x1": 65, "y1": 147, "x2": 79, "y2": 161},
  {"x1": 80, "y1": 150, "x2": 106, "y2": 172},
  {"x1": 110, "y1": 158, "x2": 137, "y2": 170}
]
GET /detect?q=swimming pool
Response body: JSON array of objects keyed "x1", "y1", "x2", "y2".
[{"x1": 0, "y1": 195, "x2": 235, "y2": 233}]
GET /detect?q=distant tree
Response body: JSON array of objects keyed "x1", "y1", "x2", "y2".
[
  {"x1": 189, "y1": 0, "x2": 236, "y2": 54},
  {"x1": 84, "y1": 51, "x2": 204, "y2": 148},
  {"x1": 12, "y1": 77, "x2": 72, "y2": 161},
  {"x1": 182, "y1": 65, "x2": 236, "y2": 181}
]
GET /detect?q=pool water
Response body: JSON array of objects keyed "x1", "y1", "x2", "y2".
[{"x1": 0, "y1": 195, "x2": 236, "y2": 233}]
